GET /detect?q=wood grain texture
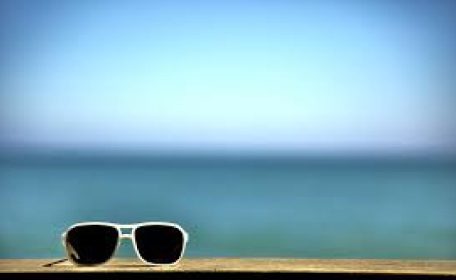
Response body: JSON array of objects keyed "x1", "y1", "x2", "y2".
[{"x1": 1, "y1": 258, "x2": 455, "y2": 276}]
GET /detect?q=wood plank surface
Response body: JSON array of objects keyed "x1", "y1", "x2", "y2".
[{"x1": 1, "y1": 258, "x2": 455, "y2": 276}]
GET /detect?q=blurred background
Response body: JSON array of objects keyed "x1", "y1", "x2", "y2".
[{"x1": 1, "y1": 0, "x2": 455, "y2": 259}]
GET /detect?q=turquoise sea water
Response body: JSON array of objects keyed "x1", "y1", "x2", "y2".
[{"x1": 0, "y1": 155, "x2": 455, "y2": 259}]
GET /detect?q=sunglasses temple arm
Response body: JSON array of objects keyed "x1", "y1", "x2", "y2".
[
  {"x1": 61, "y1": 231, "x2": 81, "y2": 260},
  {"x1": 42, "y1": 231, "x2": 70, "y2": 267},
  {"x1": 43, "y1": 258, "x2": 68, "y2": 267}
]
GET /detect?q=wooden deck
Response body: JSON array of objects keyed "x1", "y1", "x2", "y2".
[{"x1": 1, "y1": 258, "x2": 456, "y2": 279}]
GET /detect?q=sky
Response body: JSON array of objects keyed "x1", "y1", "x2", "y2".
[{"x1": 1, "y1": 0, "x2": 455, "y2": 155}]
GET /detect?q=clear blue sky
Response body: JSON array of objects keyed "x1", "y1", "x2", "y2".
[{"x1": 1, "y1": 0, "x2": 455, "y2": 154}]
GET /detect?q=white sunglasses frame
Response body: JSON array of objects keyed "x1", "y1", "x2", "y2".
[{"x1": 62, "y1": 221, "x2": 189, "y2": 266}]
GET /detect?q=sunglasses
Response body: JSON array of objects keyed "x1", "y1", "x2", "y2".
[{"x1": 61, "y1": 222, "x2": 188, "y2": 266}]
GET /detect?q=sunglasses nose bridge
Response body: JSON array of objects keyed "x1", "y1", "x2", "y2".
[
  {"x1": 117, "y1": 225, "x2": 134, "y2": 237},
  {"x1": 120, "y1": 233, "x2": 133, "y2": 239}
]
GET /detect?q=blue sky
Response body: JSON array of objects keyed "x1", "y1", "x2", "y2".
[{"x1": 1, "y1": 0, "x2": 455, "y2": 154}]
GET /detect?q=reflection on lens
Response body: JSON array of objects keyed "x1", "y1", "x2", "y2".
[
  {"x1": 65, "y1": 224, "x2": 119, "y2": 265},
  {"x1": 135, "y1": 225, "x2": 184, "y2": 264}
]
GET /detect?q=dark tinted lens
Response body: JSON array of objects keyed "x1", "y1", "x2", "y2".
[
  {"x1": 65, "y1": 225, "x2": 118, "y2": 265},
  {"x1": 135, "y1": 225, "x2": 184, "y2": 264}
]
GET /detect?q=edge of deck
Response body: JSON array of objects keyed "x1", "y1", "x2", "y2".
[{"x1": 1, "y1": 258, "x2": 456, "y2": 276}]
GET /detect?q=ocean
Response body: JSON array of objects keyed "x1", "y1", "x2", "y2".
[{"x1": 0, "y1": 154, "x2": 455, "y2": 259}]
